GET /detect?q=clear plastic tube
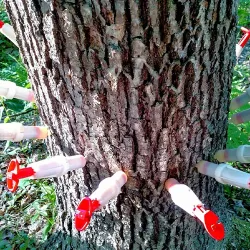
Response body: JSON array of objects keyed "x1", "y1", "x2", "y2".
[
  {"x1": 230, "y1": 109, "x2": 250, "y2": 124},
  {"x1": 214, "y1": 149, "x2": 238, "y2": 162},
  {"x1": 215, "y1": 145, "x2": 250, "y2": 163},
  {"x1": 89, "y1": 171, "x2": 127, "y2": 206},
  {"x1": 30, "y1": 155, "x2": 86, "y2": 179},
  {"x1": 196, "y1": 161, "x2": 218, "y2": 179},
  {"x1": 0, "y1": 123, "x2": 48, "y2": 142},
  {"x1": 197, "y1": 161, "x2": 250, "y2": 189},
  {"x1": 15, "y1": 86, "x2": 35, "y2": 102},
  {"x1": 230, "y1": 89, "x2": 250, "y2": 111},
  {"x1": 23, "y1": 126, "x2": 48, "y2": 140}
]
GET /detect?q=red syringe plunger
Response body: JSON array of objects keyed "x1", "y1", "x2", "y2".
[
  {"x1": 0, "y1": 20, "x2": 4, "y2": 29},
  {"x1": 7, "y1": 159, "x2": 35, "y2": 192},
  {"x1": 75, "y1": 197, "x2": 100, "y2": 231}
]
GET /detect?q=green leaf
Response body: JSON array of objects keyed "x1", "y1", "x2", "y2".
[
  {"x1": 4, "y1": 99, "x2": 25, "y2": 113},
  {"x1": 18, "y1": 179, "x2": 32, "y2": 189},
  {"x1": 3, "y1": 141, "x2": 11, "y2": 153},
  {"x1": 0, "y1": 240, "x2": 11, "y2": 250},
  {"x1": 42, "y1": 223, "x2": 52, "y2": 240},
  {"x1": 3, "y1": 116, "x2": 9, "y2": 123},
  {"x1": 6, "y1": 147, "x2": 20, "y2": 156},
  {"x1": 31, "y1": 214, "x2": 39, "y2": 224},
  {"x1": 20, "y1": 242, "x2": 28, "y2": 250}
]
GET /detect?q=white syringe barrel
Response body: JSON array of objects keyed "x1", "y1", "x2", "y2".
[
  {"x1": 197, "y1": 161, "x2": 250, "y2": 189},
  {"x1": 230, "y1": 88, "x2": 250, "y2": 111},
  {"x1": 236, "y1": 44, "x2": 243, "y2": 58},
  {"x1": 0, "y1": 80, "x2": 34, "y2": 102},
  {"x1": 30, "y1": 155, "x2": 86, "y2": 179},
  {"x1": 230, "y1": 108, "x2": 250, "y2": 124},
  {"x1": 165, "y1": 178, "x2": 203, "y2": 216},
  {"x1": 0, "y1": 123, "x2": 48, "y2": 142},
  {"x1": 89, "y1": 171, "x2": 127, "y2": 207},
  {"x1": 0, "y1": 23, "x2": 18, "y2": 46},
  {"x1": 215, "y1": 145, "x2": 250, "y2": 163}
]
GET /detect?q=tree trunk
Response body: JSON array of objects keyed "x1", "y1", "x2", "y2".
[{"x1": 5, "y1": 0, "x2": 237, "y2": 249}]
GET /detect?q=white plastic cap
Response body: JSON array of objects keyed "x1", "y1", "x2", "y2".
[
  {"x1": 165, "y1": 178, "x2": 202, "y2": 216},
  {"x1": 215, "y1": 145, "x2": 250, "y2": 163},
  {"x1": 197, "y1": 161, "x2": 250, "y2": 189},
  {"x1": 89, "y1": 171, "x2": 127, "y2": 207},
  {"x1": 230, "y1": 88, "x2": 250, "y2": 111},
  {"x1": 30, "y1": 155, "x2": 86, "y2": 179},
  {"x1": 0, "y1": 122, "x2": 24, "y2": 141},
  {"x1": 236, "y1": 44, "x2": 243, "y2": 58},
  {"x1": 0, "y1": 80, "x2": 16, "y2": 99},
  {"x1": 230, "y1": 108, "x2": 250, "y2": 124},
  {"x1": 0, "y1": 23, "x2": 18, "y2": 46},
  {"x1": 0, "y1": 80, "x2": 34, "y2": 102}
]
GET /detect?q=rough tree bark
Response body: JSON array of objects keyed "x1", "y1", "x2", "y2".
[{"x1": 5, "y1": 0, "x2": 237, "y2": 249}]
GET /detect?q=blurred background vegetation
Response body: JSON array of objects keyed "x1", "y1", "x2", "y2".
[
  {"x1": 0, "y1": 0, "x2": 250, "y2": 249},
  {"x1": 225, "y1": 1, "x2": 250, "y2": 248},
  {"x1": 0, "y1": 1, "x2": 55, "y2": 249}
]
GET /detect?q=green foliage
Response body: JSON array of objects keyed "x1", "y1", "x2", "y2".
[
  {"x1": 238, "y1": 0, "x2": 250, "y2": 27},
  {"x1": 225, "y1": 29, "x2": 250, "y2": 249},
  {"x1": 0, "y1": 1, "x2": 56, "y2": 248},
  {"x1": 27, "y1": 180, "x2": 57, "y2": 241},
  {"x1": 0, "y1": 53, "x2": 32, "y2": 116},
  {"x1": 0, "y1": 2, "x2": 20, "y2": 69},
  {"x1": 226, "y1": 217, "x2": 250, "y2": 250},
  {"x1": 0, "y1": 140, "x2": 56, "y2": 246},
  {"x1": 0, "y1": 230, "x2": 37, "y2": 250},
  {"x1": 0, "y1": 0, "x2": 31, "y2": 117}
]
